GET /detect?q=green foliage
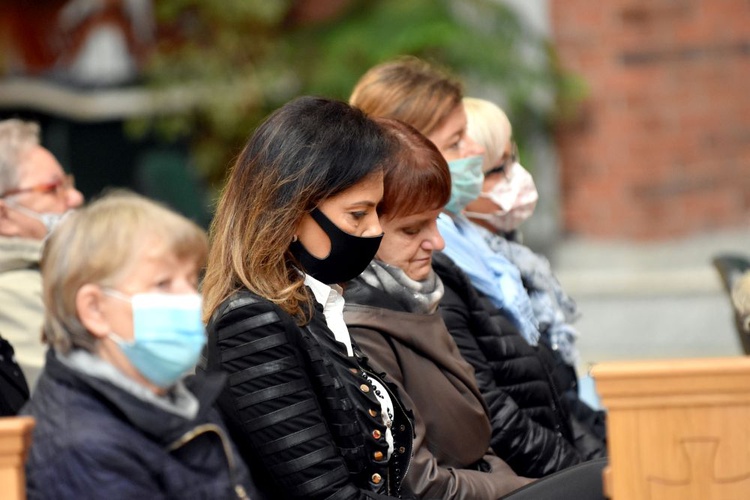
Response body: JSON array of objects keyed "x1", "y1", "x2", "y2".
[
  {"x1": 139, "y1": 0, "x2": 583, "y2": 189},
  {"x1": 290, "y1": 0, "x2": 526, "y2": 97}
]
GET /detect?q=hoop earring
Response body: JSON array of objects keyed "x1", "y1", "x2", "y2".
[{"x1": 292, "y1": 235, "x2": 298, "y2": 242}]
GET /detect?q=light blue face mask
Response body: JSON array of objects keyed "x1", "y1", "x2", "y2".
[
  {"x1": 445, "y1": 155, "x2": 485, "y2": 214},
  {"x1": 105, "y1": 291, "x2": 206, "y2": 388}
]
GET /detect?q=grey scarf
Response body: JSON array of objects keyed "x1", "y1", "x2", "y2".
[
  {"x1": 58, "y1": 349, "x2": 199, "y2": 419},
  {"x1": 360, "y1": 259, "x2": 444, "y2": 314}
]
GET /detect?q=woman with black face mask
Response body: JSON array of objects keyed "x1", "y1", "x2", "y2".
[{"x1": 199, "y1": 96, "x2": 414, "y2": 500}]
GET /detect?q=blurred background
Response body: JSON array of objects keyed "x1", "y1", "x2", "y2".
[{"x1": 1, "y1": 0, "x2": 748, "y2": 377}]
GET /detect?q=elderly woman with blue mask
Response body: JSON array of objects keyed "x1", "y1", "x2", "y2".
[{"x1": 22, "y1": 192, "x2": 258, "y2": 499}]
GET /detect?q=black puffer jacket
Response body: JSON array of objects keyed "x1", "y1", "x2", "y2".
[
  {"x1": 534, "y1": 334, "x2": 608, "y2": 452},
  {"x1": 200, "y1": 289, "x2": 413, "y2": 500},
  {"x1": 433, "y1": 253, "x2": 606, "y2": 472}
]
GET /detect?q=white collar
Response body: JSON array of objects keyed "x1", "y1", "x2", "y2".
[
  {"x1": 303, "y1": 274, "x2": 353, "y2": 356},
  {"x1": 304, "y1": 273, "x2": 344, "y2": 305}
]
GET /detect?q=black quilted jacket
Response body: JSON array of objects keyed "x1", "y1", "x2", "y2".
[
  {"x1": 200, "y1": 289, "x2": 414, "y2": 500},
  {"x1": 433, "y1": 253, "x2": 605, "y2": 475}
]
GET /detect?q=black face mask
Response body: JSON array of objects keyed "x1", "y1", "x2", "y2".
[{"x1": 290, "y1": 207, "x2": 383, "y2": 285}]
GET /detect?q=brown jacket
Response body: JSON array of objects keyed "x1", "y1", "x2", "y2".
[{"x1": 344, "y1": 282, "x2": 532, "y2": 499}]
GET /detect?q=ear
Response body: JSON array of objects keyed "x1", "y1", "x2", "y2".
[{"x1": 76, "y1": 284, "x2": 110, "y2": 339}]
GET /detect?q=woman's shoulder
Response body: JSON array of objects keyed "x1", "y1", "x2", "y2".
[
  {"x1": 208, "y1": 289, "x2": 292, "y2": 328},
  {"x1": 27, "y1": 372, "x2": 144, "y2": 458},
  {"x1": 343, "y1": 278, "x2": 408, "y2": 311},
  {"x1": 215, "y1": 289, "x2": 277, "y2": 314},
  {"x1": 205, "y1": 289, "x2": 308, "y2": 359},
  {"x1": 432, "y1": 252, "x2": 465, "y2": 285},
  {"x1": 432, "y1": 253, "x2": 476, "y2": 308},
  {"x1": 25, "y1": 386, "x2": 170, "y2": 498}
]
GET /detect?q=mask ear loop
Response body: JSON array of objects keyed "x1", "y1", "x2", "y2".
[
  {"x1": 3, "y1": 199, "x2": 44, "y2": 221},
  {"x1": 102, "y1": 288, "x2": 132, "y2": 303},
  {"x1": 99, "y1": 288, "x2": 135, "y2": 347},
  {"x1": 107, "y1": 331, "x2": 135, "y2": 347},
  {"x1": 2, "y1": 199, "x2": 72, "y2": 235}
]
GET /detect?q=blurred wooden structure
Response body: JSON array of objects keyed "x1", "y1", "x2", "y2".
[
  {"x1": 593, "y1": 357, "x2": 750, "y2": 499},
  {"x1": 0, "y1": 417, "x2": 34, "y2": 500}
]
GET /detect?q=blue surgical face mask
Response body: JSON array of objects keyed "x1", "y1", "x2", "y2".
[
  {"x1": 105, "y1": 291, "x2": 206, "y2": 388},
  {"x1": 445, "y1": 155, "x2": 485, "y2": 214}
]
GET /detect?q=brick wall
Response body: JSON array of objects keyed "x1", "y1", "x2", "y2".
[{"x1": 550, "y1": 0, "x2": 750, "y2": 239}]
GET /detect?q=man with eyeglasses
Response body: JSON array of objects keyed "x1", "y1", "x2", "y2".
[{"x1": 0, "y1": 119, "x2": 84, "y2": 394}]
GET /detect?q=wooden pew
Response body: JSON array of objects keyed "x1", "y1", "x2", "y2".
[
  {"x1": 592, "y1": 357, "x2": 750, "y2": 499},
  {"x1": 0, "y1": 417, "x2": 35, "y2": 500}
]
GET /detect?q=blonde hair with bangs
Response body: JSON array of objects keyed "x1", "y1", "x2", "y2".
[
  {"x1": 41, "y1": 190, "x2": 208, "y2": 353},
  {"x1": 463, "y1": 97, "x2": 512, "y2": 173}
]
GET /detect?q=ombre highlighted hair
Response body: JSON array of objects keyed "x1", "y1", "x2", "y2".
[{"x1": 202, "y1": 96, "x2": 395, "y2": 323}]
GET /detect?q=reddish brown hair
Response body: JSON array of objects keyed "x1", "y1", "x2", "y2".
[{"x1": 374, "y1": 117, "x2": 451, "y2": 221}]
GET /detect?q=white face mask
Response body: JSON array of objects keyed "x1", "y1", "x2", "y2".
[
  {"x1": 5, "y1": 200, "x2": 74, "y2": 235},
  {"x1": 465, "y1": 162, "x2": 538, "y2": 232}
]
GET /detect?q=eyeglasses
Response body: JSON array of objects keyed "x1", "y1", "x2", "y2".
[
  {"x1": 484, "y1": 141, "x2": 518, "y2": 177},
  {"x1": 0, "y1": 174, "x2": 75, "y2": 199}
]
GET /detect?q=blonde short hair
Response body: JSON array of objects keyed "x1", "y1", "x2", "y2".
[
  {"x1": 41, "y1": 190, "x2": 208, "y2": 353},
  {"x1": 463, "y1": 97, "x2": 512, "y2": 173},
  {"x1": 350, "y1": 56, "x2": 463, "y2": 137},
  {"x1": 0, "y1": 119, "x2": 40, "y2": 193}
]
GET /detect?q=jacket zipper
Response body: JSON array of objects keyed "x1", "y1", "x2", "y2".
[{"x1": 167, "y1": 423, "x2": 249, "y2": 500}]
